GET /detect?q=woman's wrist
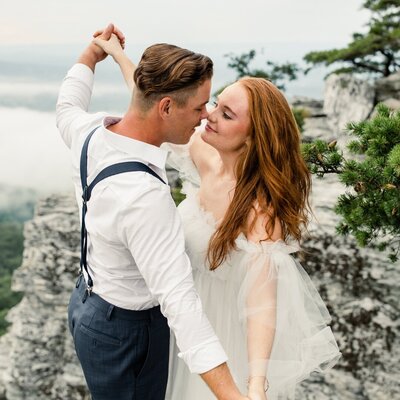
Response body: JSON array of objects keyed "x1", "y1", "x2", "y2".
[
  {"x1": 247, "y1": 376, "x2": 269, "y2": 391},
  {"x1": 111, "y1": 49, "x2": 125, "y2": 63}
]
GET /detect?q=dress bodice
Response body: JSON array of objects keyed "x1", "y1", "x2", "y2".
[{"x1": 178, "y1": 183, "x2": 300, "y2": 280}]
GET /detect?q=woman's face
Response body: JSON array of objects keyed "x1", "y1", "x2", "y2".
[{"x1": 202, "y1": 82, "x2": 251, "y2": 153}]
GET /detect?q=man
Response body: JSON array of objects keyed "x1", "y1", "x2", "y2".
[{"x1": 56, "y1": 24, "x2": 248, "y2": 400}]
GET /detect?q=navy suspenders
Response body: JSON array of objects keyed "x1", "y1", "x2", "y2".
[{"x1": 78, "y1": 126, "x2": 166, "y2": 297}]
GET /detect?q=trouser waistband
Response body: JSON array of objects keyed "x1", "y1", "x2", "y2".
[{"x1": 76, "y1": 276, "x2": 163, "y2": 322}]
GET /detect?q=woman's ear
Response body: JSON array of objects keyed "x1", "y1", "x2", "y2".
[{"x1": 159, "y1": 97, "x2": 173, "y2": 119}]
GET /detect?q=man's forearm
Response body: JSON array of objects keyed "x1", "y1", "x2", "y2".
[
  {"x1": 201, "y1": 362, "x2": 246, "y2": 400},
  {"x1": 77, "y1": 45, "x2": 100, "y2": 73}
]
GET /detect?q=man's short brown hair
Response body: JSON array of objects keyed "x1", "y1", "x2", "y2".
[{"x1": 133, "y1": 44, "x2": 213, "y2": 110}]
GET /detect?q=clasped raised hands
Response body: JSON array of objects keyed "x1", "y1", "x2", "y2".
[
  {"x1": 90, "y1": 23, "x2": 125, "y2": 63},
  {"x1": 93, "y1": 29, "x2": 125, "y2": 61}
]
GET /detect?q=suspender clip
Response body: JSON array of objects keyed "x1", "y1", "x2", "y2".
[{"x1": 86, "y1": 285, "x2": 93, "y2": 297}]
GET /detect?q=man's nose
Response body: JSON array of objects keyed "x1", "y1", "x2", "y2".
[{"x1": 200, "y1": 106, "x2": 209, "y2": 120}]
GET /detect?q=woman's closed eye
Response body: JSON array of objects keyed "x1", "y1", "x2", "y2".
[{"x1": 212, "y1": 101, "x2": 232, "y2": 120}]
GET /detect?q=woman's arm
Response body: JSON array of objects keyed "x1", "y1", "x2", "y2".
[
  {"x1": 189, "y1": 130, "x2": 219, "y2": 176},
  {"x1": 245, "y1": 213, "x2": 282, "y2": 399},
  {"x1": 93, "y1": 33, "x2": 136, "y2": 91},
  {"x1": 246, "y1": 262, "x2": 276, "y2": 400}
]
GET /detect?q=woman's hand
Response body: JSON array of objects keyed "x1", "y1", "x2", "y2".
[
  {"x1": 247, "y1": 377, "x2": 267, "y2": 400},
  {"x1": 247, "y1": 389, "x2": 267, "y2": 400},
  {"x1": 93, "y1": 26, "x2": 125, "y2": 47},
  {"x1": 77, "y1": 23, "x2": 121, "y2": 70},
  {"x1": 93, "y1": 33, "x2": 124, "y2": 61}
]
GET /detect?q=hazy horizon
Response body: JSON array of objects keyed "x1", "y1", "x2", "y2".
[
  {"x1": 0, "y1": 40, "x2": 351, "y2": 196},
  {"x1": 0, "y1": 0, "x2": 370, "y2": 196}
]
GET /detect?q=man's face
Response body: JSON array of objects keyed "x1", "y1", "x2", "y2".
[{"x1": 168, "y1": 79, "x2": 211, "y2": 144}]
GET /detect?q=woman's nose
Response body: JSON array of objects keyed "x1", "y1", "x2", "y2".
[{"x1": 207, "y1": 107, "x2": 217, "y2": 122}]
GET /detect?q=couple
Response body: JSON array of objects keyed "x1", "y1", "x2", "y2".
[{"x1": 57, "y1": 24, "x2": 340, "y2": 400}]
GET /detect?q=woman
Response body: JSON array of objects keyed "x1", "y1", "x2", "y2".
[{"x1": 94, "y1": 34, "x2": 341, "y2": 400}]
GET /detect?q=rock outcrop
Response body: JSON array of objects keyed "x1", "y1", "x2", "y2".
[
  {"x1": 0, "y1": 181, "x2": 398, "y2": 399},
  {"x1": 297, "y1": 186, "x2": 400, "y2": 399},
  {"x1": 323, "y1": 74, "x2": 376, "y2": 134},
  {"x1": 375, "y1": 71, "x2": 400, "y2": 102},
  {"x1": 0, "y1": 195, "x2": 89, "y2": 400}
]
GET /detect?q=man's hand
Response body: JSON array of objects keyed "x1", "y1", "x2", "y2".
[{"x1": 77, "y1": 23, "x2": 125, "y2": 72}]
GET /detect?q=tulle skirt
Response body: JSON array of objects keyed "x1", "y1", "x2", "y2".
[{"x1": 165, "y1": 237, "x2": 341, "y2": 400}]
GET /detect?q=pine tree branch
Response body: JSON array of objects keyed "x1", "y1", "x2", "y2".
[
  {"x1": 379, "y1": 49, "x2": 395, "y2": 75},
  {"x1": 351, "y1": 59, "x2": 385, "y2": 75}
]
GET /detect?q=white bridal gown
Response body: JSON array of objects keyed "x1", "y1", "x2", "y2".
[{"x1": 164, "y1": 144, "x2": 341, "y2": 400}]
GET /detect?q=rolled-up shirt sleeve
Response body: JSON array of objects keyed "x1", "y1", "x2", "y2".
[{"x1": 117, "y1": 178, "x2": 228, "y2": 373}]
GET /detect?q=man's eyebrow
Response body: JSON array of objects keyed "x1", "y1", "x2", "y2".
[{"x1": 196, "y1": 100, "x2": 209, "y2": 108}]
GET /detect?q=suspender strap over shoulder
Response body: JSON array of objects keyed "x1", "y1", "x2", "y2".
[{"x1": 79, "y1": 126, "x2": 166, "y2": 296}]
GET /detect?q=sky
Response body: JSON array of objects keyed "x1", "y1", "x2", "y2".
[{"x1": 2, "y1": 0, "x2": 369, "y2": 47}]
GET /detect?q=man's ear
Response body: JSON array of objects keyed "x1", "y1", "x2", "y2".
[{"x1": 159, "y1": 97, "x2": 173, "y2": 119}]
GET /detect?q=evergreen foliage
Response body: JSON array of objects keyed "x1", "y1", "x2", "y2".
[
  {"x1": 302, "y1": 140, "x2": 344, "y2": 176},
  {"x1": 304, "y1": 0, "x2": 400, "y2": 77},
  {"x1": 0, "y1": 222, "x2": 24, "y2": 274},
  {"x1": 171, "y1": 184, "x2": 186, "y2": 206},
  {"x1": 0, "y1": 274, "x2": 23, "y2": 335},
  {"x1": 302, "y1": 104, "x2": 400, "y2": 260},
  {"x1": 220, "y1": 49, "x2": 300, "y2": 92},
  {"x1": 292, "y1": 108, "x2": 308, "y2": 133},
  {"x1": 0, "y1": 222, "x2": 24, "y2": 335}
]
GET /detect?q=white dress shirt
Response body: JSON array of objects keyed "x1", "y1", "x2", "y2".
[{"x1": 56, "y1": 63, "x2": 228, "y2": 374}]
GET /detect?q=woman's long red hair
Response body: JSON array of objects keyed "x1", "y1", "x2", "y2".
[{"x1": 207, "y1": 77, "x2": 311, "y2": 270}]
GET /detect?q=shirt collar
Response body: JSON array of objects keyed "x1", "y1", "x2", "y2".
[{"x1": 101, "y1": 116, "x2": 168, "y2": 171}]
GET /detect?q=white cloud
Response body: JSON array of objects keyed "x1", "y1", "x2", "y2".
[{"x1": 0, "y1": 107, "x2": 72, "y2": 194}]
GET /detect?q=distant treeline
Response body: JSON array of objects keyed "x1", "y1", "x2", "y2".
[{"x1": 0, "y1": 197, "x2": 35, "y2": 336}]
